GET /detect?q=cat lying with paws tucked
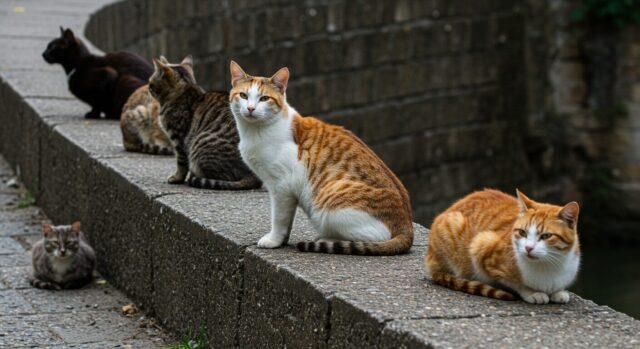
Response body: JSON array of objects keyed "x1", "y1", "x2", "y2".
[
  {"x1": 426, "y1": 189, "x2": 580, "y2": 304},
  {"x1": 30, "y1": 222, "x2": 96, "y2": 290}
]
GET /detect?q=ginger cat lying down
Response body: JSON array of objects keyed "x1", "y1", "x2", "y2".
[{"x1": 426, "y1": 189, "x2": 580, "y2": 304}]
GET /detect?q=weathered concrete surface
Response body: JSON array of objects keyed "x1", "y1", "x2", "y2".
[
  {"x1": 0, "y1": 0, "x2": 639, "y2": 348},
  {"x1": 0, "y1": 158, "x2": 169, "y2": 348}
]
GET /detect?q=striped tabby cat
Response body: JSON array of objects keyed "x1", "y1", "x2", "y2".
[
  {"x1": 426, "y1": 189, "x2": 580, "y2": 304},
  {"x1": 229, "y1": 61, "x2": 413, "y2": 255},
  {"x1": 30, "y1": 222, "x2": 96, "y2": 290},
  {"x1": 149, "y1": 56, "x2": 261, "y2": 190},
  {"x1": 120, "y1": 84, "x2": 173, "y2": 155}
]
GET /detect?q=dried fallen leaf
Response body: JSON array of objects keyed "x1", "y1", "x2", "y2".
[
  {"x1": 95, "y1": 279, "x2": 107, "y2": 285},
  {"x1": 121, "y1": 303, "x2": 139, "y2": 315},
  {"x1": 13, "y1": 6, "x2": 26, "y2": 13}
]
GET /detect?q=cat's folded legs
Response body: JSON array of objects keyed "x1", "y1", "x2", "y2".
[
  {"x1": 257, "y1": 193, "x2": 297, "y2": 248},
  {"x1": 509, "y1": 283, "x2": 550, "y2": 304}
]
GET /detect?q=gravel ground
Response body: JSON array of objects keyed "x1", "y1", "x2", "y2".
[{"x1": 0, "y1": 156, "x2": 171, "y2": 348}]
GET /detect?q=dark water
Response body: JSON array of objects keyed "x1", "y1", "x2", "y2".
[{"x1": 571, "y1": 245, "x2": 640, "y2": 319}]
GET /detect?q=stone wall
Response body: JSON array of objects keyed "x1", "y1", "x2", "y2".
[
  {"x1": 524, "y1": 0, "x2": 640, "y2": 239},
  {"x1": 86, "y1": 0, "x2": 530, "y2": 225}
]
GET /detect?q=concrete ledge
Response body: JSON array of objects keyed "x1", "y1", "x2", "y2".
[{"x1": 1, "y1": 1, "x2": 639, "y2": 348}]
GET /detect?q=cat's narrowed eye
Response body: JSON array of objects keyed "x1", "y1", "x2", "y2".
[
  {"x1": 239, "y1": 92, "x2": 248, "y2": 99},
  {"x1": 540, "y1": 233, "x2": 552, "y2": 240},
  {"x1": 515, "y1": 229, "x2": 527, "y2": 237},
  {"x1": 259, "y1": 96, "x2": 270, "y2": 102}
]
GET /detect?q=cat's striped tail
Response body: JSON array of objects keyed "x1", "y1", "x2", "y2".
[
  {"x1": 141, "y1": 143, "x2": 174, "y2": 155},
  {"x1": 187, "y1": 175, "x2": 262, "y2": 190},
  {"x1": 296, "y1": 233, "x2": 413, "y2": 256},
  {"x1": 28, "y1": 276, "x2": 61, "y2": 290},
  {"x1": 431, "y1": 273, "x2": 514, "y2": 301}
]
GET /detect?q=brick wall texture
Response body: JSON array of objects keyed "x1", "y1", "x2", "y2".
[{"x1": 86, "y1": 0, "x2": 530, "y2": 225}]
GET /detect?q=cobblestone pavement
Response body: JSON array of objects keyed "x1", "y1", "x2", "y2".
[{"x1": 0, "y1": 156, "x2": 170, "y2": 348}]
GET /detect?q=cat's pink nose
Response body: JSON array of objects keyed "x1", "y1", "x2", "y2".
[
  {"x1": 247, "y1": 106, "x2": 255, "y2": 113},
  {"x1": 525, "y1": 246, "x2": 534, "y2": 253}
]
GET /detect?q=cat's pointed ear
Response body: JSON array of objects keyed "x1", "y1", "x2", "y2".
[
  {"x1": 70, "y1": 221, "x2": 81, "y2": 233},
  {"x1": 515, "y1": 189, "x2": 535, "y2": 213},
  {"x1": 42, "y1": 223, "x2": 52, "y2": 236},
  {"x1": 159, "y1": 55, "x2": 169, "y2": 64},
  {"x1": 270, "y1": 67, "x2": 289, "y2": 94},
  {"x1": 59, "y1": 26, "x2": 65, "y2": 36},
  {"x1": 559, "y1": 202, "x2": 579, "y2": 228},
  {"x1": 229, "y1": 61, "x2": 247, "y2": 87},
  {"x1": 62, "y1": 28, "x2": 75, "y2": 42},
  {"x1": 181, "y1": 55, "x2": 193, "y2": 67},
  {"x1": 153, "y1": 58, "x2": 171, "y2": 76}
]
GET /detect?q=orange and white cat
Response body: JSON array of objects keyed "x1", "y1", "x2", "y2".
[
  {"x1": 426, "y1": 189, "x2": 580, "y2": 304},
  {"x1": 228, "y1": 61, "x2": 413, "y2": 255}
]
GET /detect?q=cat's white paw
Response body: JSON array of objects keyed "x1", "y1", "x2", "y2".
[
  {"x1": 257, "y1": 233, "x2": 284, "y2": 249},
  {"x1": 521, "y1": 291, "x2": 549, "y2": 304},
  {"x1": 550, "y1": 290, "x2": 570, "y2": 304},
  {"x1": 167, "y1": 174, "x2": 185, "y2": 184}
]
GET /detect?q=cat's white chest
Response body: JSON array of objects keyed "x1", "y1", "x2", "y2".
[
  {"x1": 238, "y1": 120, "x2": 310, "y2": 204},
  {"x1": 50, "y1": 257, "x2": 73, "y2": 282},
  {"x1": 518, "y1": 250, "x2": 580, "y2": 293}
]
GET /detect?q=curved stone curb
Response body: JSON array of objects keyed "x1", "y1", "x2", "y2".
[{"x1": 0, "y1": 1, "x2": 639, "y2": 348}]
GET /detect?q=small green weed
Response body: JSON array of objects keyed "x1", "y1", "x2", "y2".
[
  {"x1": 16, "y1": 191, "x2": 36, "y2": 209},
  {"x1": 171, "y1": 326, "x2": 206, "y2": 349}
]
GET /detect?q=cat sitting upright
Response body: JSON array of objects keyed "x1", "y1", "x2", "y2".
[
  {"x1": 30, "y1": 222, "x2": 96, "y2": 290},
  {"x1": 42, "y1": 27, "x2": 153, "y2": 119}
]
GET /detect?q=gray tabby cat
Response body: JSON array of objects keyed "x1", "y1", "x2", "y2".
[
  {"x1": 29, "y1": 222, "x2": 96, "y2": 290},
  {"x1": 148, "y1": 55, "x2": 261, "y2": 190}
]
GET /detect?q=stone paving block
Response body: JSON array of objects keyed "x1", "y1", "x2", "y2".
[
  {"x1": 240, "y1": 248, "x2": 331, "y2": 349},
  {"x1": 19, "y1": 281, "x2": 129, "y2": 314},
  {"x1": 0, "y1": 289, "x2": 36, "y2": 315},
  {"x1": 25, "y1": 97, "x2": 91, "y2": 119},
  {"x1": 0, "y1": 207, "x2": 45, "y2": 223},
  {"x1": 1, "y1": 70, "x2": 73, "y2": 99},
  {"x1": 0, "y1": 252, "x2": 31, "y2": 267},
  {"x1": 0, "y1": 237, "x2": 25, "y2": 255},
  {"x1": 0, "y1": 220, "x2": 42, "y2": 237},
  {"x1": 150, "y1": 194, "x2": 260, "y2": 347},
  {"x1": 46, "y1": 310, "x2": 155, "y2": 344},
  {"x1": 380, "y1": 310, "x2": 640, "y2": 349},
  {"x1": 0, "y1": 266, "x2": 31, "y2": 289},
  {"x1": 0, "y1": 83, "x2": 44, "y2": 193},
  {"x1": 0, "y1": 193, "x2": 18, "y2": 209},
  {"x1": 0, "y1": 314, "x2": 63, "y2": 347}
]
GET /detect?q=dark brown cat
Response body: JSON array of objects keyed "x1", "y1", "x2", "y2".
[{"x1": 42, "y1": 27, "x2": 153, "y2": 119}]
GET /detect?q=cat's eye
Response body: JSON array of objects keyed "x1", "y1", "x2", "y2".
[
  {"x1": 516, "y1": 229, "x2": 527, "y2": 237},
  {"x1": 259, "y1": 96, "x2": 270, "y2": 102},
  {"x1": 540, "y1": 233, "x2": 552, "y2": 240},
  {"x1": 239, "y1": 92, "x2": 248, "y2": 99}
]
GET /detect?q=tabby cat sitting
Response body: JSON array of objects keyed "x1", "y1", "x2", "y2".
[
  {"x1": 229, "y1": 61, "x2": 413, "y2": 255},
  {"x1": 120, "y1": 84, "x2": 173, "y2": 155},
  {"x1": 148, "y1": 56, "x2": 261, "y2": 190},
  {"x1": 42, "y1": 27, "x2": 152, "y2": 119},
  {"x1": 426, "y1": 189, "x2": 580, "y2": 304},
  {"x1": 30, "y1": 222, "x2": 96, "y2": 290}
]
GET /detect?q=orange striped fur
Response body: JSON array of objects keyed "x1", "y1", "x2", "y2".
[
  {"x1": 426, "y1": 189, "x2": 581, "y2": 303},
  {"x1": 229, "y1": 62, "x2": 413, "y2": 255}
]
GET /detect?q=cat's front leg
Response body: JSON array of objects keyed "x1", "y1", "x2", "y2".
[
  {"x1": 258, "y1": 192, "x2": 297, "y2": 248},
  {"x1": 513, "y1": 285, "x2": 549, "y2": 304},
  {"x1": 550, "y1": 290, "x2": 571, "y2": 303},
  {"x1": 84, "y1": 108, "x2": 101, "y2": 119},
  {"x1": 168, "y1": 145, "x2": 189, "y2": 184}
]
